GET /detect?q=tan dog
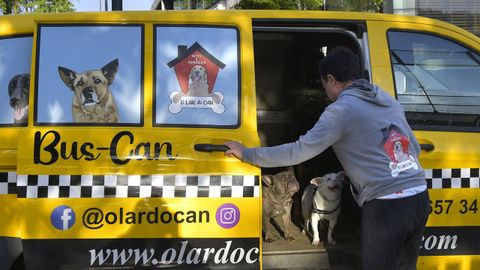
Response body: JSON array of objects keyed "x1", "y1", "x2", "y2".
[
  {"x1": 262, "y1": 167, "x2": 300, "y2": 243},
  {"x1": 172, "y1": 65, "x2": 221, "y2": 104},
  {"x1": 58, "y1": 59, "x2": 120, "y2": 123},
  {"x1": 187, "y1": 65, "x2": 209, "y2": 96}
]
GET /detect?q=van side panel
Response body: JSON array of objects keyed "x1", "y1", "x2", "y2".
[
  {"x1": 14, "y1": 12, "x2": 262, "y2": 269},
  {"x1": 368, "y1": 19, "x2": 480, "y2": 270}
]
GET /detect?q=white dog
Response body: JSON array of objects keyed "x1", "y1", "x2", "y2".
[{"x1": 302, "y1": 171, "x2": 346, "y2": 245}]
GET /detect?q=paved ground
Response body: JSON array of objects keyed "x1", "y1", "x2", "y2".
[
  {"x1": 262, "y1": 219, "x2": 319, "y2": 252},
  {"x1": 262, "y1": 214, "x2": 362, "y2": 270}
]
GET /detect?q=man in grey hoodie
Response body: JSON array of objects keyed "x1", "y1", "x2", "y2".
[{"x1": 225, "y1": 47, "x2": 430, "y2": 270}]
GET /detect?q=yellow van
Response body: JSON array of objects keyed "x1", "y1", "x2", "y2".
[{"x1": 0, "y1": 10, "x2": 478, "y2": 269}]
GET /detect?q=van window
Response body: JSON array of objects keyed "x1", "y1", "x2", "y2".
[
  {"x1": 0, "y1": 35, "x2": 32, "y2": 126},
  {"x1": 35, "y1": 24, "x2": 144, "y2": 126},
  {"x1": 154, "y1": 26, "x2": 240, "y2": 127},
  {"x1": 388, "y1": 31, "x2": 480, "y2": 129}
]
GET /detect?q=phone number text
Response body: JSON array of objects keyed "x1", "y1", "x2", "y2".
[{"x1": 429, "y1": 199, "x2": 478, "y2": 215}]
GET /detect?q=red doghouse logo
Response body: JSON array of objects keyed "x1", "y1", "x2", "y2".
[
  {"x1": 383, "y1": 128, "x2": 418, "y2": 177},
  {"x1": 167, "y1": 42, "x2": 225, "y2": 114}
]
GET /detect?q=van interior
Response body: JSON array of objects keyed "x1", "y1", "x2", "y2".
[{"x1": 253, "y1": 24, "x2": 365, "y2": 268}]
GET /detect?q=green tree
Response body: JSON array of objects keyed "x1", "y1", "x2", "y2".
[
  {"x1": 0, "y1": 0, "x2": 74, "y2": 15},
  {"x1": 234, "y1": 0, "x2": 280, "y2": 9},
  {"x1": 298, "y1": 0, "x2": 323, "y2": 10}
]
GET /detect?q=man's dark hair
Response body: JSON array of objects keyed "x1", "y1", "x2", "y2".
[{"x1": 318, "y1": 46, "x2": 361, "y2": 82}]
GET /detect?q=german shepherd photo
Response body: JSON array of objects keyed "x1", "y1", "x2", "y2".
[{"x1": 58, "y1": 59, "x2": 120, "y2": 123}]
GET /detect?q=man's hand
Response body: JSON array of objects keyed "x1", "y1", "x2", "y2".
[{"x1": 224, "y1": 141, "x2": 245, "y2": 160}]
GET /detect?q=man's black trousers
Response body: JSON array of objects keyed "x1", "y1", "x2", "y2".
[{"x1": 361, "y1": 190, "x2": 430, "y2": 270}]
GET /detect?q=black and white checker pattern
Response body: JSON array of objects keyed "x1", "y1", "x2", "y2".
[
  {"x1": 0, "y1": 172, "x2": 17, "y2": 195},
  {"x1": 425, "y1": 168, "x2": 480, "y2": 189},
  {"x1": 11, "y1": 168, "x2": 480, "y2": 197},
  {"x1": 16, "y1": 174, "x2": 260, "y2": 198}
]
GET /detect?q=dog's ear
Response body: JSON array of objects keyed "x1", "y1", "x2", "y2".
[
  {"x1": 262, "y1": 175, "x2": 274, "y2": 187},
  {"x1": 189, "y1": 66, "x2": 200, "y2": 82},
  {"x1": 8, "y1": 75, "x2": 19, "y2": 95},
  {"x1": 58, "y1": 67, "x2": 77, "y2": 91},
  {"x1": 337, "y1": 171, "x2": 348, "y2": 183},
  {"x1": 202, "y1": 67, "x2": 208, "y2": 81},
  {"x1": 310, "y1": 177, "x2": 324, "y2": 186},
  {"x1": 101, "y1": 59, "x2": 119, "y2": 85},
  {"x1": 21, "y1": 74, "x2": 30, "y2": 89},
  {"x1": 189, "y1": 67, "x2": 195, "y2": 80}
]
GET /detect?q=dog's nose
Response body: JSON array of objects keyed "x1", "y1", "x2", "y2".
[{"x1": 83, "y1": 87, "x2": 94, "y2": 96}]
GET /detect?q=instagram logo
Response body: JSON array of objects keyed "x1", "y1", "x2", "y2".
[{"x1": 216, "y1": 203, "x2": 240, "y2": 229}]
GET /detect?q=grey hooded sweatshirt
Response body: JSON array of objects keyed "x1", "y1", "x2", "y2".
[{"x1": 243, "y1": 79, "x2": 426, "y2": 206}]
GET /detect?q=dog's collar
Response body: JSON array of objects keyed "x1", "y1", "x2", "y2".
[{"x1": 312, "y1": 201, "x2": 341, "y2": 215}]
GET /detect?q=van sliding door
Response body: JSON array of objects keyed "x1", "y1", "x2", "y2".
[{"x1": 16, "y1": 13, "x2": 261, "y2": 269}]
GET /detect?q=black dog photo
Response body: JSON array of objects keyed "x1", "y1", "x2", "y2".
[{"x1": 0, "y1": 36, "x2": 32, "y2": 125}]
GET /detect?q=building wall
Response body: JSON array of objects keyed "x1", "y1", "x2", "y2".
[
  {"x1": 417, "y1": 0, "x2": 480, "y2": 36},
  {"x1": 388, "y1": 0, "x2": 480, "y2": 36},
  {"x1": 151, "y1": 0, "x2": 231, "y2": 10},
  {"x1": 391, "y1": 0, "x2": 416, "y2": 15}
]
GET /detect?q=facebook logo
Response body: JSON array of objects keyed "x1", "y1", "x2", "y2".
[{"x1": 51, "y1": 205, "x2": 75, "y2": 231}]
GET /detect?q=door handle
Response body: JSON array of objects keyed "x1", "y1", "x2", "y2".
[
  {"x1": 194, "y1": 144, "x2": 229, "y2": 152},
  {"x1": 420, "y1": 143, "x2": 434, "y2": 152}
]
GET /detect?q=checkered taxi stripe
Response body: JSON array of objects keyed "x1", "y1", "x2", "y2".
[
  {"x1": 5, "y1": 174, "x2": 260, "y2": 198},
  {"x1": 2, "y1": 169, "x2": 478, "y2": 198},
  {"x1": 425, "y1": 168, "x2": 479, "y2": 189},
  {"x1": 0, "y1": 172, "x2": 17, "y2": 195}
]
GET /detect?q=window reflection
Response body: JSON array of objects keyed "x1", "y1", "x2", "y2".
[{"x1": 388, "y1": 31, "x2": 480, "y2": 128}]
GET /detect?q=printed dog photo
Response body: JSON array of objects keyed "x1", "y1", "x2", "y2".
[
  {"x1": 393, "y1": 140, "x2": 409, "y2": 162},
  {"x1": 172, "y1": 64, "x2": 221, "y2": 104},
  {"x1": 188, "y1": 65, "x2": 209, "y2": 96},
  {"x1": 58, "y1": 59, "x2": 120, "y2": 123},
  {"x1": 8, "y1": 73, "x2": 30, "y2": 124}
]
